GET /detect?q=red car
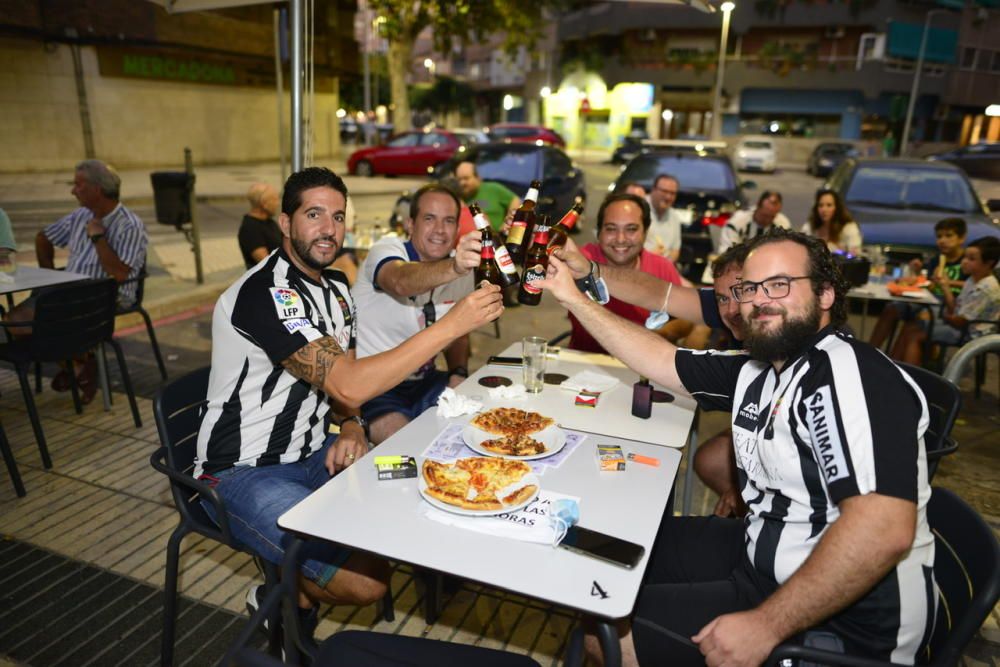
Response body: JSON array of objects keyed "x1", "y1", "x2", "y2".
[
  {"x1": 487, "y1": 123, "x2": 566, "y2": 148},
  {"x1": 347, "y1": 129, "x2": 468, "y2": 177}
]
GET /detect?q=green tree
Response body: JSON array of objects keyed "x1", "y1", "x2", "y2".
[{"x1": 369, "y1": 0, "x2": 563, "y2": 129}]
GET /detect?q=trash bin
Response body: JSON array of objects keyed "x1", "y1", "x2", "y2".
[{"x1": 150, "y1": 172, "x2": 195, "y2": 227}]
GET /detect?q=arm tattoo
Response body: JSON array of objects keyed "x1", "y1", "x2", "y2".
[{"x1": 282, "y1": 337, "x2": 345, "y2": 389}]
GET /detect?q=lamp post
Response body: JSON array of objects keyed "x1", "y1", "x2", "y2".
[
  {"x1": 900, "y1": 9, "x2": 945, "y2": 156},
  {"x1": 423, "y1": 58, "x2": 435, "y2": 80},
  {"x1": 710, "y1": 1, "x2": 735, "y2": 141}
]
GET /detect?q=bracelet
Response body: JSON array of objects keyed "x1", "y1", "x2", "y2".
[
  {"x1": 449, "y1": 366, "x2": 469, "y2": 378},
  {"x1": 341, "y1": 415, "x2": 370, "y2": 440},
  {"x1": 661, "y1": 283, "x2": 673, "y2": 314},
  {"x1": 89, "y1": 233, "x2": 105, "y2": 243}
]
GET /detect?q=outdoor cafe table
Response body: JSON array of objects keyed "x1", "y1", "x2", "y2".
[
  {"x1": 278, "y1": 351, "x2": 696, "y2": 666},
  {"x1": 848, "y1": 281, "x2": 939, "y2": 339},
  {"x1": 0, "y1": 267, "x2": 114, "y2": 411}
]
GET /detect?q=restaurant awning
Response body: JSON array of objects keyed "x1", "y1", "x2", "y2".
[{"x1": 887, "y1": 21, "x2": 958, "y2": 64}]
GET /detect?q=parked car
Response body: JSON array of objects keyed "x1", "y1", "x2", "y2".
[
  {"x1": 806, "y1": 142, "x2": 858, "y2": 177},
  {"x1": 611, "y1": 130, "x2": 650, "y2": 165},
  {"x1": 434, "y1": 142, "x2": 586, "y2": 225},
  {"x1": 450, "y1": 127, "x2": 490, "y2": 145},
  {"x1": 611, "y1": 151, "x2": 754, "y2": 282},
  {"x1": 824, "y1": 158, "x2": 1000, "y2": 262},
  {"x1": 926, "y1": 142, "x2": 1000, "y2": 181},
  {"x1": 486, "y1": 123, "x2": 566, "y2": 148},
  {"x1": 346, "y1": 128, "x2": 464, "y2": 177},
  {"x1": 733, "y1": 137, "x2": 777, "y2": 173}
]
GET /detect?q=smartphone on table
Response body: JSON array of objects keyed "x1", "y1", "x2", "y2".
[
  {"x1": 559, "y1": 526, "x2": 645, "y2": 569},
  {"x1": 487, "y1": 356, "x2": 523, "y2": 367}
]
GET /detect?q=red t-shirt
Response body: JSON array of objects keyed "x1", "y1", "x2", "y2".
[
  {"x1": 455, "y1": 205, "x2": 477, "y2": 246},
  {"x1": 568, "y1": 244, "x2": 683, "y2": 355}
]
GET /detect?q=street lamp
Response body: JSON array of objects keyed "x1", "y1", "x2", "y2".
[
  {"x1": 710, "y1": 1, "x2": 735, "y2": 141},
  {"x1": 423, "y1": 58, "x2": 435, "y2": 79},
  {"x1": 900, "y1": 9, "x2": 946, "y2": 156}
]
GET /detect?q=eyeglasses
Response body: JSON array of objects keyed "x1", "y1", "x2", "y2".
[{"x1": 730, "y1": 275, "x2": 811, "y2": 303}]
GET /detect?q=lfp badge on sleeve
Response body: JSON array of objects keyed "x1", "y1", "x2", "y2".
[{"x1": 270, "y1": 288, "x2": 305, "y2": 320}]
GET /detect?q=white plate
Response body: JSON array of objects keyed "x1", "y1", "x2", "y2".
[
  {"x1": 417, "y1": 467, "x2": 540, "y2": 516},
  {"x1": 462, "y1": 424, "x2": 567, "y2": 460}
]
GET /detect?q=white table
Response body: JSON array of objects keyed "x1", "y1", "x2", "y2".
[
  {"x1": 278, "y1": 360, "x2": 695, "y2": 665},
  {"x1": 848, "y1": 282, "x2": 939, "y2": 339},
  {"x1": 460, "y1": 344, "x2": 698, "y2": 448}
]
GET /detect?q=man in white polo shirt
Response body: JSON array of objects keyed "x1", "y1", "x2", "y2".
[{"x1": 352, "y1": 183, "x2": 481, "y2": 443}]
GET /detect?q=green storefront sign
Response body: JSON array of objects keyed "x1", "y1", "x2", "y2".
[{"x1": 121, "y1": 54, "x2": 236, "y2": 84}]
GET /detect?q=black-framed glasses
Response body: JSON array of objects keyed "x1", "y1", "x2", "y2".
[{"x1": 731, "y1": 275, "x2": 811, "y2": 304}]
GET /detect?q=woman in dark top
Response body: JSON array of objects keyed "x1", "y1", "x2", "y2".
[{"x1": 238, "y1": 183, "x2": 282, "y2": 268}]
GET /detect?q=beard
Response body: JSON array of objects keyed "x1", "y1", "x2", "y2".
[
  {"x1": 745, "y1": 300, "x2": 821, "y2": 363},
  {"x1": 290, "y1": 234, "x2": 337, "y2": 272}
]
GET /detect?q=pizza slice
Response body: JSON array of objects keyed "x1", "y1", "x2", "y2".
[
  {"x1": 480, "y1": 434, "x2": 547, "y2": 457},
  {"x1": 471, "y1": 407, "x2": 555, "y2": 436},
  {"x1": 422, "y1": 458, "x2": 537, "y2": 510}
]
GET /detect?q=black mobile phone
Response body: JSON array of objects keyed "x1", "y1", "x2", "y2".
[
  {"x1": 487, "y1": 355, "x2": 523, "y2": 367},
  {"x1": 559, "y1": 526, "x2": 645, "y2": 569}
]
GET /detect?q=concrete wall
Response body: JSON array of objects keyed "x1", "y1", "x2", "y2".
[{"x1": 0, "y1": 37, "x2": 340, "y2": 172}]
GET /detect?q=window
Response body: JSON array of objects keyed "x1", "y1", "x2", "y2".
[
  {"x1": 619, "y1": 155, "x2": 736, "y2": 192},
  {"x1": 845, "y1": 166, "x2": 978, "y2": 213},
  {"x1": 992, "y1": 51, "x2": 1000, "y2": 72},
  {"x1": 387, "y1": 133, "x2": 419, "y2": 148},
  {"x1": 475, "y1": 148, "x2": 539, "y2": 182},
  {"x1": 421, "y1": 132, "x2": 449, "y2": 146},
  {"x1": 961, "y1": 47, "x2": 977, "y2": 70},
  {"x1": 543, "y1": 149, "x2": 572, "y2": 181}
]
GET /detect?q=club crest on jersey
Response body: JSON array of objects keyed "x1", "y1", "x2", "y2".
[
  {"x1": 270, "y1": 288, "x2": 304, "y2": 319},
  {"x1": 805, "y1": 385, "x2": 849, "y2": 483}
]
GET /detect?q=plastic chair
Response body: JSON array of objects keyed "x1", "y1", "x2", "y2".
[
  {"x1": 767, "y1": 487, "x2": 1000, "y2": 667},
  {"x1": 925, "y1": 315, "x2": 1000, "y2": 401},
  {"x1": 219, "y1": 538, "x2": 542, "y2": 667},
  {"x1": 151, "y1": 366, "x2": 282, "y2": 666},
  {"x1": 896, "y1": 362, "x2": 961, "y2": 481},
  {"x1": 0, "y1": 278, "x2": 142, "y2": 466},
  {"x1": 117, "y1": 263, "x2": 168, "y2": 380}
]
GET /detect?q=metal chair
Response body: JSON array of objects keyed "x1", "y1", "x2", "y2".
[
  {"x1": 925, "y1": 315, "x2": 999, "y2": 401},
  {"x1": 151, "y1": 366, "x2": 281, "y2": 667},
  {"x1": 767, "y1": 487, "x2": 1000, "y2": 667},
  {"x1": 117, "y1": 263, "x2": 168, "y2": 380},
  {"x1": 896, "y1": 362, "x2": 961, "y2": 480},
  {"x1": 0, "y1": 278, "x2": 141, "y2": 467},
  {"x1": 0, "y1": 419, "x2": 25, "y2": 498}
]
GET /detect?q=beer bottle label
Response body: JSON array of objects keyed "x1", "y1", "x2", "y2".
[
  {"x1": 506, "y1": 222, "x2": 527, "y2": 245},
  {"x1": 556, "y1": 210, "x2": 579, "y2": 231},
  {"x1": 525, "y1": 187, "x2": 539, "y2": 202},
  {"x1": 522, "y1": 264, "x2": 545, "y2": 294},
  {"x1": 481, "y1": 245, "x2": 495, "y2": 260},
  {"x1": 494, "y1": 245, "x2": 518, "y2": 275},
  {"x1": 473, "y1": 212, "x2": 491, "y2": 231}
]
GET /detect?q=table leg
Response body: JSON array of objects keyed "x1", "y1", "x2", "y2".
[
  {"x1": 681, "y1": 415, "x2": 699, "y2": 516},
  {"x1": 282, "y1": 538, "x2": 305, "y2": 665},
  {"x1": 95, "y1": 344, "x2": 111, "y2": 411},
  {"x1": 597, "y1": 620, "x2": 622, "y2": 667}
]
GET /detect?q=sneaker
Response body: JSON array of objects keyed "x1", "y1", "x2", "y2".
[
  {"x1": 245, "y1": 584, "x2": 269, "y2": 632},
  {"x1": 245, "y1": 584, "x2": 319, "y2": 645}
]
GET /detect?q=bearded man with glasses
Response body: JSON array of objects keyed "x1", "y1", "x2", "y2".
[{"x1": 536, "y1": 227, "x2": 934, "y2": 667}]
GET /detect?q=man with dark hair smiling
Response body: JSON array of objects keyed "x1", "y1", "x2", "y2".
[
  {"x1": 194, "y1": 167, "x2": 502, "y2": 642},
  {"x1": 538, "y1": 228, "x2": 934, "y2": 667}
]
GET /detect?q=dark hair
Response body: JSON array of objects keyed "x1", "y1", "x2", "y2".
[
  {"x1": 596, "y1": 193, "x2": 651, "y2": 231},
  {"x1": 409, "y1": 182, "x2": 461, "y2": 221},
  {"x1": 281, "y1": 167, "x2": 348, "y2": 216},
  {"x1": 968, "y1": 236, "x2": 1000, "y2": 268},
  {"x1": 456, "y1": 160, "x2": 479, "y2": 178},
  {"x1": 652, "y1": 173, "x2": 678, "y2": 190},
  {"x1": 808, "y1": 189, "x2": 854, "y2": 245},
  {"x1": 757, "y1": 190, "x2": 783, "y2": 207},
  {"x1": 742, "y1": 227, "x2": 851, "y2": 326},
  {"x1": 712, "y1": 242, "x2": 750, "y2": 279},
  {"x1": 614, "y1": 181, "x2": 647, "y2": 196},
  {"x1": 934, "y1": 217, "x2": 967, "y2": 237}
]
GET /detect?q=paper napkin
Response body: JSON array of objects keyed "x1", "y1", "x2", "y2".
[
  {"x1": 560, "y1": 369, "x2": 619, "y2": 394},
  {"x1": 487, "y1": 383, "x2": 527, "y2": 400},
  {"x1": 436, "y1": 387, "x2": 483, "y2": 418}
]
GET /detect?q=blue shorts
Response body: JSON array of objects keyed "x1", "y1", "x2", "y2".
[
  {"x1": 201, "y1": 441, "x2": 352, "y2": 587},
  {"x1": 930, "y1": 322, "x2": 963, "y2": 345},
  {"x1": 362, "y1": 370, "x2": 448, "y2": 422},
  {"x1": 884, "y1": 301, "x2": 932, "y2": 321}
]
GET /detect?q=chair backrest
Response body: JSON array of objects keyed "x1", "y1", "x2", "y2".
[
  {"x1": 925, "y1": 487, "x2": 1000, "y2": 666},
  {"x1": 30, "y1": 278, "x2": 117, "y2": 362},
  {"x1": 153, "y1": 366, "x2": 214, "y2": 527},
  {"x1": 898, "y1": 362, "x2": 961, "y2": 479}
]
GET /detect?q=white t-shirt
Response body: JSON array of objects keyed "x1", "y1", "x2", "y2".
[
  {"x1": 717, "y1": 208, "x2": 792, "y2": 254},
  {"x1": 352, "y1": 236, "x2": 473, "y2": 372},
  {"x1": 801, "y1": 220, "x2": 864, "y2": 254},
  {"x1": 644, "y1": 198, "x2": 684, "y2": 255}
]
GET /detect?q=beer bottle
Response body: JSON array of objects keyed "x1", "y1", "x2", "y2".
[
  {"x1": 506, "y1": 180, "x2": 541, "y2": 265},
  {"x1": 474, "y1": 228, "x2": 517, "y2": 289},
  {"x1": 517, "y1": 223, "x2": 551, "y2": 306},
  {"x1": 547, "y1": 201, "x2": 584, "y2": 255},
  {"x1": 470, "y1": 203, "x2": 519, "y2": 285}
]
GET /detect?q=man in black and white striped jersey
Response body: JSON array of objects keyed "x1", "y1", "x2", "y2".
[
  {"x1": 194, "y1": 167, "x2": 503, "y2": 640},
  {"x1": 538, "y1": 227, "x2": 934, "y2": 667}
]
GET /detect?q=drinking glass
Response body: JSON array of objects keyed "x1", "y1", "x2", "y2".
[{"x1": 522, "y1": 336, "x2": 547, "y2": 393}]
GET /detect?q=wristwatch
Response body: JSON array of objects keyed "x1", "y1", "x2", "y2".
[
  {"x1": 89, "y1": 233, "x2": 105, "y2": 243},
  {"x1": 449, "y1": 366, "x2": 469, "y2": 378},
  {"x1": 341, "y1": 415, "x2": 370, "y2": 440}
]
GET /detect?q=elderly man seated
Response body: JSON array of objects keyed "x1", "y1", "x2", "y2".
[{"x1": 4, "y1": 159, "x2": 148, "y2": 403}]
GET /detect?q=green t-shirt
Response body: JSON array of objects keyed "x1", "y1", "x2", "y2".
[{"x1": 465, "y1": 181, "x2": 517, "y2": 231}]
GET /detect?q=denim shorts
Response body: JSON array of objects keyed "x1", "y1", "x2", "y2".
[
  {"x1": 361, "y1": 370, "x2": 448, "y2": 422},
  {"x1": 201, "y1": 441, "x2": 352, "y2": 587}
]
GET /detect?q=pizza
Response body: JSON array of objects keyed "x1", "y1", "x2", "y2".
[
  {"x1": 480, "y1": 433, "x2": 547, "y2": 457},
  {"x1": 421, "y1": 457, "x2": 537, "y2": 511},
  {"x1": 471, "y1": 407, "x2": 555, "y2": 436}
]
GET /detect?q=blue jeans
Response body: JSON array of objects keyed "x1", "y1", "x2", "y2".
[
  {"x1": 201, "y1": 441, "x2": 351, "y2": 587},
  {"x1": 361, "y1": 370, "x2": 448, "y2": 422}
]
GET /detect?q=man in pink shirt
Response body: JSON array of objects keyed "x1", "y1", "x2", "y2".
[{"x1": 569, "y1": 193, "x2": 697, "y2": 354}]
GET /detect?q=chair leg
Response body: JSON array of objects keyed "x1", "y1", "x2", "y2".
[
  {"x1": 109, "y1": 339, "x2": 142, "y2": 428},
  {"x1": 0, "y1": 421, "x2": 26, "y2": 497},
  {"x1": 974, "y1": 355, "x2": 984, "y2": 400},
  {"x1": 34, "y1": 362, "x2": 42, "y2": 394},
  {"x1": 161, "y1": 525, "x2": 186, "y2": 667},
  {"x1": 15, "y1": 365, "x2": 51, "y2": 469},
  {"x1": 66, "y1": 358, "x2": 83, "y2": 414},
  {"x1": 380, "y1": 586, "x2": 395, "y2": 623},
  {"x1": 141, "y1": 308, "x2": 168, "y2": 380},
  {"x1": 261, "y1": 560, "x2": 283, "y2": 658}
]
